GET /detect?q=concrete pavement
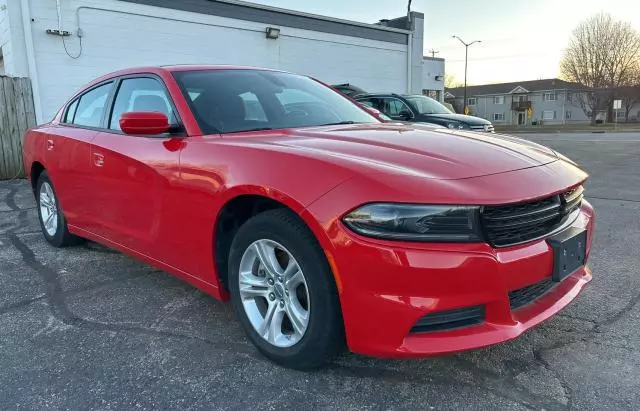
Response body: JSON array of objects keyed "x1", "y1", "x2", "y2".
[{"x1": 1, "y1": 132, "x2": 639, "y2": 410}]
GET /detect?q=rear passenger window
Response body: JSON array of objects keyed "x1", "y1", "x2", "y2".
[
  {"x1": 73, "y1": 82, "x2": 113, "y2": 128},
  {"x1": 358, "y1": 98, "x2": 382, "y2": 111},
  {"x1": 109, "y1": 77, "x2": 176, "y2": 130},
  {"x1": 64, "y1": 99, "x2": 79, "y2": 123}
]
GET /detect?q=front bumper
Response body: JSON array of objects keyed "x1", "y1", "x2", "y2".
[{"x1": 324, "y1": 200, "x2": 595, "y2": 358}]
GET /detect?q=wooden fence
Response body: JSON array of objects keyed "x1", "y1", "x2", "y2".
[{"x1": 0, "y1": 76, "x2": 36, "y2": 179}]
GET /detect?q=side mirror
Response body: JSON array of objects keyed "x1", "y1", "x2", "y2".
[
  {"x1": 398, "y1": 109, "x2": 413, "y2": 120},
  {"x1": 119, "y1": 111, "x2": 170, "y2": 135}
]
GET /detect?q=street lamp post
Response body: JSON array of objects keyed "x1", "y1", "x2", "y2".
[{"x1": 452, "y1": 36, "x2": 481, "y2": 114}]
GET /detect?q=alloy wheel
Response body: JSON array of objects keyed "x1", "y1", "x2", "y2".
[
  {"x1": 238, "y1": 239, "x2": 310, "y2": 347},
  {"x1": 39, "y1": 182, "x2": 59, "y2": 237}
]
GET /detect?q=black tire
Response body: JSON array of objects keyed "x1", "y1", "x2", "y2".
[
  {"x1": 36, "y1": 171, "x2": 84, "y2": 247},
  {"x1": 228, "y1": 209, "x2": 344, "y2": 369}
]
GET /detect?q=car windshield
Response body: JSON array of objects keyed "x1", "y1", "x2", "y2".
[
  {"x1": 172, "y1": 70, "x2": 379, "y2": 134},
  {"x1": 405, "y1": 95, "x2": 452, "y2": 115}
]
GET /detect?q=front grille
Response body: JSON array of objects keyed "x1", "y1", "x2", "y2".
[
  {"x1": 470, "y1": 124, "x2": 495, "y2": 132},
  {"x1": 410, "y1": 305, "x2": 485, "y2": 333},
  {"x1": 509, "y1": 278, "x2": 556, "y2": 310},
  {"x1": 481, "y1": 186, "x2": 584, "y2": 247}
]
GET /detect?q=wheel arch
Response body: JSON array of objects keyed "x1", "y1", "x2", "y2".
[
  {"x1": 212, "y1": 185, "x2": 337, "y2": 296},
  {"x1": 30, "y1": 161, "x2": 46, "y2": 193}
]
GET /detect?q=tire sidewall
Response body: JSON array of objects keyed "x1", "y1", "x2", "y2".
[
  {"x1": 228, "y1": 211, "x2": 342, "y2": 366},
  {"x1": 36, "y1": 172, "x2": 66, "y2": 247}
]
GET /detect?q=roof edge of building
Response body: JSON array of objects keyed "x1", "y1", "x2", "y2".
[{"x1": 119, "y1": 0, "x2": 412, "y2": 45}]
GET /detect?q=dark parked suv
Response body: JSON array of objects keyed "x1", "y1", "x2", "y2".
[{"x1": 356, "y1": 93, "x2": 494, "y2": 132}]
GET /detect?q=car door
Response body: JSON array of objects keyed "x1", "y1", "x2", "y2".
[
  {"x1": 45, "y1": 81, "x2": 114, "y2": 229},
  {"x1": 86, "y1": 75, "x2": 183, "y2": 258}
]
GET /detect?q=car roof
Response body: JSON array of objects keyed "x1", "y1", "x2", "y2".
[
  {"x1": 82, "y1": 65, "x2": 290, "y2": 91},
  {"x1": 161, "y1": 64, "x2": 286, "y2": 73},
  {"x1": 355, "y1": 92, "x2": 406, "y2": 98},
  {"x1": 355, "y1": 93, "x2": 438, "y2": 101}
]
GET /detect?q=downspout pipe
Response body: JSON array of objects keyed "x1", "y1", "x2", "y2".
[
  {"x1": 56, "y1": 0, "x2": 63, "y2": 32},
  {"x1": 406, "y1": 14, "x2": 412, "y2": 94},
  {"x1": 20, "y1": 0, "x2": 43, "y2": 123}
]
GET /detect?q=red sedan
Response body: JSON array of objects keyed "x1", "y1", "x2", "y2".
[{"x1": 22, "y1": 66, "x2": 595, "y2": 369}]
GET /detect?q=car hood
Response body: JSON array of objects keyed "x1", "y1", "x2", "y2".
[
  {"x1": 419, "y1": 113, "x2": 491, "y2": 125},
  {"x1": 227, "y1": 123, "x2": 558, "y2": 180}
]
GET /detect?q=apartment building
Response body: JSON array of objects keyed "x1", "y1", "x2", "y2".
[{"x1": 445, "y1": 79, "x2": 621, "y2": 125}]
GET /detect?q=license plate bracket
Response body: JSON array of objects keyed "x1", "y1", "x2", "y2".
[{"x1": 547, "y1": 227, "x2": 587, "y2": 282}]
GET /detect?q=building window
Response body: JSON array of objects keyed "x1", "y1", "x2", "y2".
[
  {"x1": 542, "y1": 110, "x2": 555, "y2": 120},
  {"x1": 615, "y1": 110, "x2": 626, "y2": 119},
  {"x1": 566, "y1": 92, "x2": 572, "y2": 102},
  {"x1": 492, "y1": 113, "x2": 505, "y2": 121},
  {"x1": 543, "y1": 92, "x2": 557, "y2": 101},
  {"x1": 467, "y1": 98, "x2": 477, "y2": 106},
  {"x1": 423, "y1": 89, "x2": 442, "y2": 101},
  {"x1": 565, "y1": 110, "x2": 572, "y2": 119},
  {"x1": 493, "y1": 96, "x2": 504, "y2": 105}
]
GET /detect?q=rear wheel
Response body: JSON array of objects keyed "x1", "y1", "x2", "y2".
[
  {"x1": 36, "y1": 171, "x2": 83, "y2": 247},
  {"x1": 228, "y1": 209, "x2": 344, "y2": 369}
]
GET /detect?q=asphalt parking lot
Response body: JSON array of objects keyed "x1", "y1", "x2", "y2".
[{"x1": 1, "y1": 132, "x2": 639, "y2": 410}]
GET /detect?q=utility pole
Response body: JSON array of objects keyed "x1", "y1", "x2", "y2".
[
  {"x1": 428, "y1": 49, "x2": 439, "y2": 58},
  {"x1": 452, "y1": 35, "x2": 481, "y2": 115}
]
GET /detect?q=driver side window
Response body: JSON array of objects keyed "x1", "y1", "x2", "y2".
[
  {"x1": 109, "y1": 77, "x2": 176, "y2": 131},
  {"x1": 382, "y1": 98, "x2": 412, "y2": 117}
]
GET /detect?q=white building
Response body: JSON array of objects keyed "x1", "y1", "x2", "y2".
[
  {"x1": 422, "y1": 56, "x2": 445, "y2": 101},
  {"x1": 0, "y1": 0, "x2": 444, "y2": 123}
]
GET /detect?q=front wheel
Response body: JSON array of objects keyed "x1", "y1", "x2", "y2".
[{"x1": 228, "y1": 209, "x2": 344, "y2": 369}]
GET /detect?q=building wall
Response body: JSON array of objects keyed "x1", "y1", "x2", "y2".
[
  {"x1": 1, "y1": 0, "x2": 28, "y2": 76},
  {"x1": 408, "y1": 13, "x2": 424, "y2": 95},
  {"x1": 8, "y1": 0, "x2": 421, "y2": 123},
  {"x1": 0, "y1": 0, "x2": 11, "y2": 74},
  {"x1": 422, "y1": 57, "x2": 444, "y2": 101}
]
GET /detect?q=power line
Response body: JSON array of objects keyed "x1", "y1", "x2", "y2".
[{"x1": 446, "y1": 50, "x2": 567, "y2": 63}]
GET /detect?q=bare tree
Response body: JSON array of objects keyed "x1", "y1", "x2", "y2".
[
  {"x1": 444, "y1": 74, "x2": 464, "y2": 89},
  {"x1": 616, "y1": 66, "x2": 640, "y2": 121},
  {"x1": 560, "y1": 13, "x2": 640, "y2": 124}
]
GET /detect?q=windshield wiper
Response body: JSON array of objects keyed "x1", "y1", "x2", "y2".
[
  {"x1": 317, "y1": 121, "x2": 359, "y2": 126},
  {"x1": 224, "y1": 127, "x2": 274, "y2": 134}
]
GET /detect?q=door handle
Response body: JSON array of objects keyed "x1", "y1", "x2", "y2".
[
  {"x1": 93, "y1": 153, "x2": 105, "y2": 167},
  {"x1": 46, "y1": 140, "x2": 54, "y2": 151}
]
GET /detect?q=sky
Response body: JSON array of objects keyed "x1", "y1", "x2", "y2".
[{"x1": 248, "y1": 0, "x2": 640, "y2": 85}]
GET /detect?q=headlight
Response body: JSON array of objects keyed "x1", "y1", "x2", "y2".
[
  {"x1": 342, "y1": 203, "x2": 482, "y2": 242},
  {"x1": 446, "y1": 122, "x2": 464, "y2": 129}
]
